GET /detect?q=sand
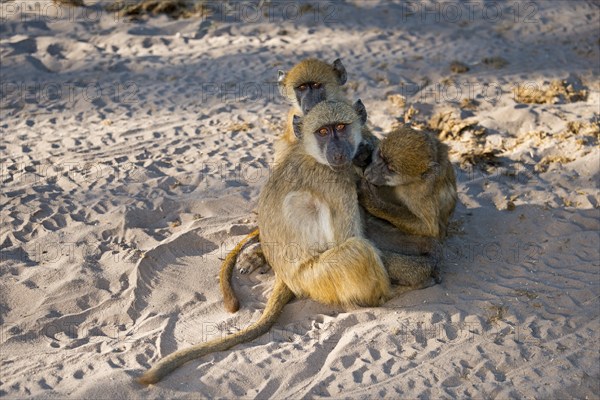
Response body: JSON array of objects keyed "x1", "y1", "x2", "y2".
[{"x1": 0, "y1": 0, "x2": 598, "y2": 398}]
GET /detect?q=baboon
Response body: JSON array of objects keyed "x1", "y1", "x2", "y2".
[
  {"x1": 219, "y1": 228, "x2": 258, "y2": 313},
  {"x1": 221, "y1": 58, "x2": 377, "y2": 312},
  {"x1": 358, "y1": 125, "x2": 457, "y2": 239},
  {"x1": 138, "y1": 101, "x2": 436, "y2": 385}
]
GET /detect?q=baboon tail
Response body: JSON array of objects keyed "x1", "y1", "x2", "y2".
[
  {"x1": 219, "y1": 228, "x2": 260, "y2": 313},
  {"x1": 138, "y1": 278, "x2": 293, "y2": 385}
]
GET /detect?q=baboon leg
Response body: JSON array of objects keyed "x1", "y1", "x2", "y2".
[
  {"x1": 293, "y1": 237, "x2": 391, "y2": 307},
  {"x1": 380, "y1": 250, "x2": 439, "y2": 289}
]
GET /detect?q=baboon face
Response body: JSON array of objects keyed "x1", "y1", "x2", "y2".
[
  {"x1": 365, "y1": 128, "x2": 435, "y2": 187},
  {"x1": 312, "y1": 122, "x2": 356, "y2": 169},
  {"x1": 364, "y1": 148, "x2": 408, "y2": 186},
  {"x1": 294, "y1": 81, "x2": 327, "y2": 114},
  {"x1": 278, "y1": 58, "x2": 347, "y2": 114},
  {"x1": 293, "y1": 100, "x2": 366, "y2": 170}
]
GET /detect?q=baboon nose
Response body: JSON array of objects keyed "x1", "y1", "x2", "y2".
[{"x1": 333, "y1": 153, "x2": 344, "y2": 163}]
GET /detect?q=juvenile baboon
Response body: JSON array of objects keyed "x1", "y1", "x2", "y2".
[
  {"x1": 138, "y1": 102, "x2": 437, "y2": 385},
  {"x1": 358, "y1": 125, "x2": 457, "y2": 239},
  {"x1": 276, "y1": 57, "x2": 378, "y2": 160}
]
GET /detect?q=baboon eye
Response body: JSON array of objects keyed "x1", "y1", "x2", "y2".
[
  {"x1": 298, "y1": 84, "x2": 307, "y2": 91},
  {"x1": 312, "y1": 82, "x2": 322, "y2": 89},
  {"x1": 335, "y1": 124, "x2": 345, "y2": 131},
  {"x1": 318, "y1": 127, "x2": 328, "y2": 136}
]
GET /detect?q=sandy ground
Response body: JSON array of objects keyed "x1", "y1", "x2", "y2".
[{"x1": 0, "y1": 0, "x2": 599, "y2": 398}]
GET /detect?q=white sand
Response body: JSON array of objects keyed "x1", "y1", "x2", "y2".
[{"x1": 1, "y1": 1, "x2": 598, "y2": 398}]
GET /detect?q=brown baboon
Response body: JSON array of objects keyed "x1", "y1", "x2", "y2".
[{"x1": 358, "y1": 125, "x2": 457, "y2": 239}]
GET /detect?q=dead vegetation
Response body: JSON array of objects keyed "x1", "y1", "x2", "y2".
[
  {"x1": 106, "y1": 0, "x2": 210, "y2": 19},
  {"x1": 534, "y1": 155, "x2": 574, "y2": 173},
  {"x1": 52, "y1": 0, "x2": 84, "y2": 6},
  {"x1": 450, "y1": 61, "x2": 469, "y2": 73},
  {"x1": 486, "y1": 304, "x2": 508, "y2": 325},
  {"x1": 457, "y1": 148, "x2": 502, "y2": 170},
  {"x1": 513, "y1": 79, "x2": 588, "y2": 104},
  {"x1": 387, "y1": 94, "x2": 406, "y2": 109},
  {"x1": 481, "y1": 56, "x2": 508, "y2": 69},
  {"x1": 513, "y1": 120, "x2": 598, "y2": 172},
  {"x1": 459, "y1": 98, "x2": 479, "y2": 111},
  {"x1": 228, "y1": 122, "x2": 252, "y2": 133},
  {"x1": 428, "y1": 111, "x2": 485, "y2": 140}
]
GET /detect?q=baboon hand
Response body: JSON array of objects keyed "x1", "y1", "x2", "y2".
[{"x1": 358, "y1": 178, "x2": 384, "y2": 207}]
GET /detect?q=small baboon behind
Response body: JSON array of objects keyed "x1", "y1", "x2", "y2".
[
  {"x1": 358, "y1": 125, "x2": 457, "y2": 239},
  {"x1": 275, "y1": 58, "x2": 348, "y2": 159}
]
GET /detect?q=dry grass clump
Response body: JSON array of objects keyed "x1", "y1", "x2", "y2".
[
  {"x1": 228, "y1": 122, "x2": 252, "y2": 133},
  {"x1": 534, "y1": 155, "x2": 574, "y2": 173},
  {"x1": 481, "y1": 56, "x2": 508, "y2": 69},
  {"x1": 459, "y1": 98, "x2": 479, "y2": 110},
  {"x1": 428, "y1": 111, "x2": 485, "y2": 140},
  {"x1": 450, "y1": 61, "x2": 469, "y2": 73},
  {"x1": 106, "y1": 0, "x2": 209, "y2": 19},
  {"x1": 513, "y1": 79, "x2": 588, "y2": 104},
  {"x1": 458, "y1": 148, "x2": 502, "y2": 169},
  {"x1": 53, "y1": 0, "x2": 84, "y2": 6},
  {"x1": 387, "y1": 94, "x2": 406, "y2": 109}
]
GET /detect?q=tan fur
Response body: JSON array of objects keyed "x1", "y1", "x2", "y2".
[
  {"x1": 276, "y1": 59, "x2": 347, "y2": 160},
  {"x1": 360, "y1": 126, "x2": 457, "y2": 239},
  {"x1": 276, "y1": 58, "x2": 377, "y2": 161}
]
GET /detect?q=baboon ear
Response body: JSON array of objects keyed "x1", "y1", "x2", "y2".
[
  {"x1": 277, "y1": 70, "x2": 287, "y2": 96},
  {"x1": 292, "y1": 115, "x2": 303, "y2": 139},
  {"x1": 277, "y1": 70, "x2": 286, "y2": 83},
  {"x1": 332, "y1": 58, "x2": 347, "y2": 85},
  {"x1": 353, "y1": 99, "x2": 367, "y2": 124}
]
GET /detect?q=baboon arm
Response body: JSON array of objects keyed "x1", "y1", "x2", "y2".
[
  {"x1": 237, "y1": 242, "x2": 267, "y2": 274},
  {"x1": 359, "y1": 184, "x2": 438, "y2": 237}
]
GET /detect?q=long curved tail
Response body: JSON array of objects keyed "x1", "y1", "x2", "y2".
[
  {"x1": 138, "y1": 278, "x2": 294, "y2": 385},
  {"x1": 219, "y1": 228, "x2": 260, "y2": 313}
]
